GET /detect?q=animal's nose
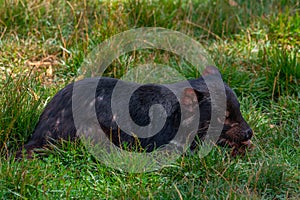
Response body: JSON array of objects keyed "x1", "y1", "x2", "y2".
[{"x1": 245, "y1": 128, "x2": 253, "y2": 140}]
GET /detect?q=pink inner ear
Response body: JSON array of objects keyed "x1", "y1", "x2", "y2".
[
  {"x1": 181, "y1": 88, "x2": 197, "y2": 106},
  {"x1": 202, "y1": 66, "x2": 220, "y2": 76},
  {"x1": 183, "y1": 88, "x2": 196, "y2": 97}
]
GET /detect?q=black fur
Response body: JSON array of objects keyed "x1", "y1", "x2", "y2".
[{"x1": 16, "y1": 67, "x2": 253, "y2": 158}]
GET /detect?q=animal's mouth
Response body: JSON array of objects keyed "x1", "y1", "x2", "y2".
[{"x1": 217, "y1": 138, "x2": 254, "y2": 157}]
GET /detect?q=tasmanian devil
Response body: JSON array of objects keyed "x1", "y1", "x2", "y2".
[{"x1": 16, "y1": 66, "x2": 253, "y2": 159}]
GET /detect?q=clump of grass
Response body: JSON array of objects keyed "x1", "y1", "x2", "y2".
[
  {"x1": 259, "y1": 47, "x2": 299, "y2": 99},
  {"x1": 266, "y1": 9, "x2": 300, "y2": 48}
]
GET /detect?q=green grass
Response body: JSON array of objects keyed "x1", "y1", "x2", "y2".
[{"x1": 0, "y1": 0, "x2": 299, "y2": 199}]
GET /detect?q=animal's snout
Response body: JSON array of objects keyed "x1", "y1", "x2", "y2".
[{"x1": 244, "y1": 128, "x2": 253, "y2": 140}]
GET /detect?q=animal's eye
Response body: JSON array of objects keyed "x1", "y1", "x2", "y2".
[{"x1": 225, "y1": 111, "x2": 230, "y2": 118}]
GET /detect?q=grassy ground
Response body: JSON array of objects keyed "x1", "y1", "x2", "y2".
[{"x1": 0, "y1": 0, "x2": 299, "y2": 199}]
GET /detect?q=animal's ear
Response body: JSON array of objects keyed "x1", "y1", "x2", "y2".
[
  {"x1": 180, "y1": 88, "x2": 202, "y2": 112},
  {"x1": 202, "y1": 66, "x2": 222, "y2": 77}
]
